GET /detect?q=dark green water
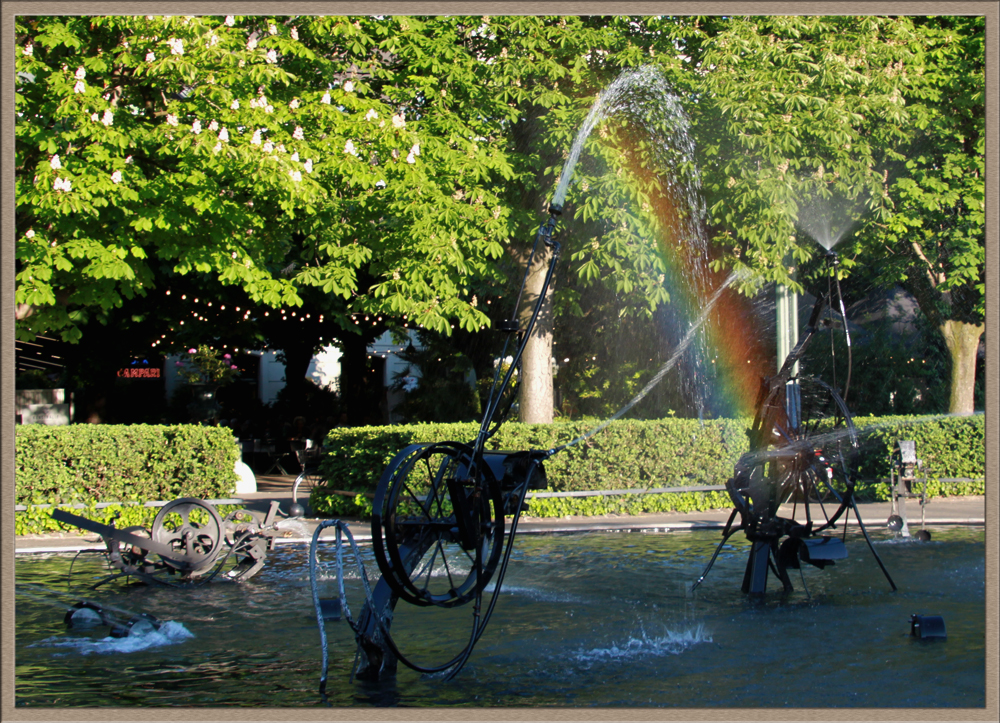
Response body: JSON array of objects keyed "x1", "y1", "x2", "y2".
[{"x1": 14, "y1": 526, "x2": 985, "y2": 708}]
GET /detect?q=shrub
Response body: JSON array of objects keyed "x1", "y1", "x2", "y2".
[
  {"x1": 15, "y1": 424, "x2": 240, "y2": 535},
  {"x1": 310, "y1": 414, "x2": 984, "y2": 519}
]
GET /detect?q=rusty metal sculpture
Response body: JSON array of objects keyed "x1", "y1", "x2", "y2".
[{"x1": 51, "y1": 498, "x2": 286, "y2": 587}]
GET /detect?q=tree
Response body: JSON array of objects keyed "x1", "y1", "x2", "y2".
[
  {"x1": 14, "y1": 14, "x2": 506, "y2": 346},
  {"x1": 856, "y1": 16, "x2": 985, "y2": 414},
  {"x1": 673, "y1": 15, "x2": 985, "y2": 414},
  {"x1": 15, "y1": 14, "x2": 711, "y2": 425}
]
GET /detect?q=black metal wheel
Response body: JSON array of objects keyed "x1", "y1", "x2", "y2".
[
  {"x1": 731, "y1": 376, "x2": 858, "y2": 534},
  {"x1": 150, "y1": 498, "x2": 225, "y2": 577},
  {"x1": 371, "y1": 443, "x2": 504, "y2": 608}
]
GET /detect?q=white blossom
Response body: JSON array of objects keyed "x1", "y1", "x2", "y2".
[
  {"x1": 343, "y1": 80, "x2": 354, "y2": 93},
  {"x1": 102, "y1": 109, "x2": 114, "y2": 126},
  {"x1": 266, "y1": 49, "x2": 277, "y2": 64},
  {"x1": 213, "y1": 142, "x2": 222, "y2": 153},
  {"x1": 321, "y1": 91, "x2": 331, "y2": 104},
  {"x1": 74, "y1": 80, "x2": 86, "y2": 94},
  {"x1": 191, "y1": 119, "x2": 202, "y2": 134},
  {"x1": 218, "y1": 127, "x2": 229, "y2": 142},
  {"x1": 290, "y1": 151, "x2": 300, "y2": 162},
  {"x1": 293, "y1": 126, "x2": 304, "y2": 141},
  {"x1": 265, "y1": 104, "x2": 274, "y2": 114},
  {"x1": 167, "y1": 38, "x2": 184, "y2": 55},
  {"x1": 291, "y1": 27, "x2": 299, "y2": 40},
  {"x1": 247, "y1": 37, "x2": 257, "y2": 51},
  {"x1": 262, "y1": 140, "x2": 274, "y2": 154},
  {"x1": 365, "y1": 108, "x2": 378, "y2": 121},
  {"x1": 207, "y1": 34, "x2": 219, "y2": 48},
  {"x1": 208, "y1": 120, "x2": 219, "y2": 131},
  {"x1": 166, "y1": 113, "x2": 179, "y2": 126},
  {"x1": 303, "y1": 159, "x2": 313, "y2": 173},
  {"x1": 53, "y1": 177, "x2": 72, "y2": 192},
  {"x1": 251, "y1": 129, "x2": 262, "y2": 145},
  {"x1": 111, "y1": 170, "x2": 122, "y2": 184},
  {"x1": 24, "y1": 44, "x2": 33, "y2": 57},
  {"x1": 410, "y1": 143, "x2": 420, "y2": 157},
  {"x1": 50, "y1": 155, "x2": 62, "y2": 170},
  {"x1": 91, "y1": 113, "x2": 99, "y2": 122},
  {"x1": 344, "y1": 140, "x2": 357, "y2": 156},
  {"x1": 75, "y1": 66, "x2": 86, "y2": 80},
  {"x1": 289, "y1": 98, "x2": 300, "y2": 109},
  {"x1": 392, "y1": 113, "x2": 406, "y2": 129},
  {"x1": 225, "y1": 15, "x2": 235, "y2": 27},
  {"x1": 26, "y1": 229, "x2": 35, "y2": 238},
  {"x1": 406, "y1": 151, "x2": 416, "y2": 164},
  {"x1": 230, "y1": 99, "x2": 240, "y2": 110},
  {"x1": 145, "y1": 51, "x2": 155, "y2": 62},
  {"x1": 125, "y1": 155, "x2": 134, "y2": 164},
  {"x1": 289, "y1": 169, "x2": 302, "y2": 182},
  {"x1": 269, "y1": 23, "x2": 278, "y2": 35}
]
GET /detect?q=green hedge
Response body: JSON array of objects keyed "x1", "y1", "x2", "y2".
[
  {"x1": 15, "y1": 424, "x2": 240, "y2": 535},
  {"x1": 311, "y1": 414, "x2": 985, "y2": 519}
]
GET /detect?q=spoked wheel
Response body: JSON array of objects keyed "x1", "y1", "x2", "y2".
[
  {"x1": 732, "y1": 375, "x2": 858, "y2": 534},
  {"x1": 371, "y1": 443, "x2": 505, "y2": 608},
  {"x1": 150, "y1": 498, "x2": 225, "y2": 578}
]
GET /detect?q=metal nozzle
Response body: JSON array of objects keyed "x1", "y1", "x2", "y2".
[
  {"x1": 825, "y1": 250, "x2": 839, "y2": 266},
  {"x1": 548, "y1": 203, "x2": 563, "y2": 216}
]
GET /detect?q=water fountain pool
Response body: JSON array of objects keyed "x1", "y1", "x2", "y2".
[{"x1": 14, "y1": 526, "x2": 985, "y2": 708}]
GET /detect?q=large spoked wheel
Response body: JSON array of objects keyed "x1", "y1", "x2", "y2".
[
  {"x1": 371, "y1": 443, "x2": 505, "y2": 608},
  {"x1": 733, "y1": 376, "x2": 858, "y2": 532},
  {"x1": 151, "y1": 498, "x2": 225, "y2": 577}
]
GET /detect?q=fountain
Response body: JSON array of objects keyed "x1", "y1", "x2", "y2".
[
  {"x1": 13, "y1": 528, "x2": 985, "y2": 707},
  {"x1": 13, "y1": 67, "x2": 983, "y2": 710},
  {"x1": 307, "y1": 66, "x2": 904, "y2": 689}
]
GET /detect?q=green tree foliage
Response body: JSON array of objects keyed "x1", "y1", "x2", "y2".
[
  {"x1": 14, "y1": 14, "x2": 505, "y2": 343},
  {"x1": 673, "y1": 15, "x2": 985, "y2": 413},
  {"x1": 15, "y1": 14, "x2": 985, "y2": 420}
]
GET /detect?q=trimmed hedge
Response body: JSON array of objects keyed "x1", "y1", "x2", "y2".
[
  {"x1": 15, "y1": 424, "x2": 240, "y2": 535},
  {"x1": 311, "y1": 414, "x2": 985, "y2": 519}
]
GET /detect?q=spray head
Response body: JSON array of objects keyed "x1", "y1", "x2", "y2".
[
  {"x1": 548, "y1": 203, "x2": 563, "y2": 216},
  {"x1": 825, "y1": 249, "x2": 839, "y2": 267}
]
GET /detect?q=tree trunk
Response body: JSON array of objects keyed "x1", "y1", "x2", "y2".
[
  {"x1": 939, "y1": 319, "x2": 983, "y2": 415},
  {"x1": 517, "y1": 242, "x2": 555, "y2": 424}
]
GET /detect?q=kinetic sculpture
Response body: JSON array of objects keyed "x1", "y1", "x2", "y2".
[
  {"x1": 694, "y1": 251, "x2": 897, "y2": 597},
  {"x1": 340, "y1": 204, "x2": 564, "y2": 681},
  {"x1": 51, "y1": 498, "x2": 285, "y2": 587}
]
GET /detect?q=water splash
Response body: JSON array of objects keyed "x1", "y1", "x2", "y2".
[
  {"x1": 568, "y1": 623, "x2": 711, "y2": 667},
  {"x1": 29, "y1": 620, "x2": 194, "y2": 656}
]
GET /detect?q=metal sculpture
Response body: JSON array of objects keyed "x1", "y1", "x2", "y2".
[
  {"x1": 887, "y1": 439, "x2": 928, "y2": 538},
  {"x1": 694, "y1": 251, "x2": 897, "y2": 597},
  {"x1": 323, "y1": 205, "x2": 562, "y2": 682},
  {"x1": 51, "y1": 498, "x2": 286, "y2": 587}
]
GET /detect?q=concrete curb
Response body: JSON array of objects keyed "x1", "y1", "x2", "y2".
[{"x1": 15, "y1": 513, "x2": 985, "y2": 554}]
